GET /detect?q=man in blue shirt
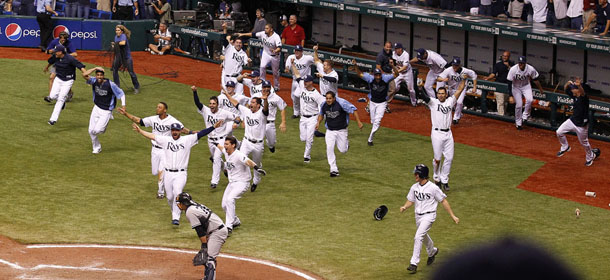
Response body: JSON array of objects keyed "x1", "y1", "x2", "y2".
[
  {"x1": 583, "y1": 0, "x2": 610, "y2": 35},
  {"x1": 36, "y1": 0, "x2": 58, "y2": 52},
  {"x1": 44, "y1": 31, "x2": 77, "y2": 102},
  {"x1": 82, "y1": 67, "x2": 126, "y2": 154},
  {"x1": 352, "y1": 59, "x2": 398, "y2": 146},
  {"x1": 316, "y1": 92, "x2": 363, "y2": 177}
]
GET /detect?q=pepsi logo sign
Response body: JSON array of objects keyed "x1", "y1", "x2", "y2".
[{"x1": 5, "y1": 23, "x2": 22, "y2": 41}]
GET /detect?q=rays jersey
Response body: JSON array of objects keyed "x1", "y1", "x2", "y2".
[
  {"x1": 315, "y1": 62, "x2": 339, "y2": 95},
  {"x1": 422, "y1": 50, "x2": 447, "y2": 75},
  {"x1": 392, "y1": 51, "x2": 412, "y2": 74},
  {"x1": 238, "y1": 105, "x2": 267, "y2": 141},
  {"x1": 243, "y1": 78, "x2": 263, "y2": 97},
  {"x1": 507, "y1": 64, "x2": 539, "y2": 89},
  {"x1": 427, "y1": 96, "x2": 457, "y2": 130},
  {"x1": 285, "y1": 54, "x2": 314, "y2": 79},
  {"x1": 407, "y1": 180, "x2": 446, "y2": 214},
  {"x1": 141, "y1": 114, "x2": 183, "y2": 146},
  {"x1": 218, "y1": 94, "x2": 250, "y2": 116},
  {"x1": 223, "y1": 149, "x2": 252, "y2": 182},
  {"x1": 222, "y1": 44, "x2": 248, "y2": 76},
  {"x1": 255, "y1": 31, "x2": 282, "y2": 57},
  {"x1": 155, "y1": 134, "x2": 199, "y2": 170},
  {"x1": 198, "y1": 105, "x2": 237, "y2": 138},
  {"x1": 299, "y1": 81, "x2": 326, "y2": 116},
  {"x1": 251, "y1": 91, "x2": 286, "y2": 121},
  {"x1": 438, "y1": 67, "x2": 477, "y2": 93}
]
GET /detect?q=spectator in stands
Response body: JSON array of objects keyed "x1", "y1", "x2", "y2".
[
  {"x1": 470, "y1": 0, "x2": 481, "y2": 14},
  {"x1": 19, "y1": 0, "x2": 35, "y2": 16},
  {"x1": 508, "y1": 0, "x2": 525, "y2": 18},
  {"x1": 583, "y1": 0, "x2": 598, "y2": 31},
  {"x1": 77, "y1": 0, "x2": 90, "y2": 18},
  {"x1": 251, "y1": 8, "x2": 267, "y2": 34},
  {"x1": 147, "y1": 22, "x2": 172, "y2": 55},
  {"x1": 485, "y1": 51, "x2": 514, "y2": 116},
  {"x1": 480, "y1": 0, "x2": 493, "y2": 15},
  {"x1": 567, "y1": 0, "x2": 584, "y2": 29},
  {"x1": 36, "y1": 0, "x2": 57, "y2": 52},
  {"x1": 583, "y1": 0, "x2": 610, "y2": 35},
  {"x1": 66, "y1": 0, "x2": 78, "y2": 18},
  {"x1": 112, "y1": 0, "x2": 139, "y2": 21},
  {"x1": 277, "y1": 15, "x2": 289, "y2": 36},
  {"x1": 281, "y1": 14, "x2": 305, "y2": 46},
  {"x1": 547, "y1": 0, "x2": 569, "y2": 27},
  {"x1": 97, "y1": 0, "x2": 111, "y2": 12},
  {"x1": 525, "y1": 0, "x2": 548, "y2": 24},
  {"x1": 219, "y1": 0, "x2": 228, "y2": 14},
  {"x1": 151, "y1": 0, "x2": 172, "y2": 24}
]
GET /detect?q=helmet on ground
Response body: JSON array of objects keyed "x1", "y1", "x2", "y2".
[{"x1": 374, "y1": 205, "x2": 388, "y2": 220}]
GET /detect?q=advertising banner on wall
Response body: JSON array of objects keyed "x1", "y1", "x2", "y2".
[{"x1": 0, "y1": 17, "x2": 102, "y2": 50}]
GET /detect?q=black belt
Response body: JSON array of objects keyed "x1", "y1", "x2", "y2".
[
  {"x1": 165, "y1": 168, "x2": 187, "y2": 172},
  {"x1": 302, "y1": 115, "x2": 316, "y2": 118},
  {"x1": 416, "y1": 211, "x2": 436, "y2": 216},
  {"x1": 245, "y1": 137, "x2": 263, "y2": 144},
  {"x1": 152, "y1": 144, "x2": 162, "y2": 149},
  {"x1": 210, "y1": 224, "x2": 225, "y2": 234},
  {"x1": 434, "y1": 128, "x2": 450, "y2": 132},
  {"x1": 267, "y1": 120, "x2": 275, "y2": 123},
  {"x1": 119, "y1": 5, "x2": 134, "y2": 7}
]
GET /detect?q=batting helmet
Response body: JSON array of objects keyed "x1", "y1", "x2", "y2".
[
  {"x1": 374, "y1": 205, "x2": 388, "y2": 220},
  {"x1": 176, "y1": 192, "x2": 195, "y2": 207},
  {"x1": 413, "y1": 164, "x2": 429, "y2": 179}
]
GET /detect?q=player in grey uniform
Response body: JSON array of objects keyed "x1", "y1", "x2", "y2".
[
  {"x1": 556, "y1": 77, "x2": 602, "y2": 166},
  {"x1": 119, "y1": 102, "x2": 190, "y2": 199},
  {"x1": 400, "y1": 164, "x2": 460, "y2": 274},
  {"x1": 177, "y1": 192, "x2": 228, "y2": 280}
]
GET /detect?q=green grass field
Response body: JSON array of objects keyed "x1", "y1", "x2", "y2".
[{"x1": 1, "y1": 58, "x2": 609, "y2": 280}]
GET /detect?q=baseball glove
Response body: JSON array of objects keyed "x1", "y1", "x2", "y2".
[
  {"x1": 193, "y1": 244, "x2": 208, "y2": 266},
  {"x1": 254, "y1": 166, "x2": 267, "y2": 176}
]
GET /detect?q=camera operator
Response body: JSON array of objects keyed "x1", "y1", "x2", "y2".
[
  {"x1": 150, "y1": 0, "x2": 172, "y2": 24},
  {"x1": 147, "y1": 22, "x2": 172, "y2": 55}
]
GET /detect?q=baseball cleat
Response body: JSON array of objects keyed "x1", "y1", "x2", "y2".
[
  {"x1": 434, "y1": 180, "x2": 440, "y2": 186},
  {"x1": 47, "y1": 120, "x2": 56, "y2": 125},
  {"x1": 330, "y1": 171, "x2": 340, "y2": 177},
  {"x1": 227, "y1": 227, "x2": 233, "y2": 236},
  {"x1": 314, "y1": 130, "x2": 326, "y2": 137},
  {"x1": 452, "y1": 119, "x2": 459, "y2": 125},
  {"x1": 365, "y1": 104, "x2": 370, "y2": 113},
  {"x1": 156, "y1": 192, "x2": 165, "y2": 199},
  {"x1": 304, "y1": 157, "x2": 311, "y2": 163},
  {"x1": 585, "y1": 152, "x2": 598, "y2": 166},
  {"x1": 367, "y1": 141, "x2": 374, "y2": 146},
  {"x1": 250, "y1": 183, "x2": 258, "y2": 192},
  {"x1": 92, "y1": 147, "x2": 102, "y2": 154},
  {"x1": 593, "y1": 148, "x2": 601, "y2": 159},
  {"x1": 556, "y1": 146, "x2": 571, "y2": 157},
  {"x1": 269, "y1": 146, "x2": 275, "y2": 153},
  {"x1": 233, "y1": 217, "x2": 241, "y2": 228},
  {"x1": 210, "y1": 183, "x2": 217, "y2": 189},
  {"x1": 274, "y1": 87, "x2": 280, "y2": 92},
  {"x1": 441, "y1": 183, "x2": 450, "y2": 191},
  {"x1": 44, "y1": 96, "x2": 52, "y2": 103},
  {"x1": 427, "y1": 248, "x2": 439, "y2": 265},
  {"x1": 134, "y1": 88, "x2": 140, "y2": 94},
  {"x1": 385, "y1": 106, "x2": 391, "y2": 113},
  {"x1": 66, "y1": 91, "x2": 74, "y2": 102},
  {"x1": 407, "y1": 264, "x2": 417, "y2": 274},
  {"x1": 516, "y1": 125, "x2": 523, "y2": 130},
  {"x1": 171, "y1": 219, "x2": 179, "y2": 225}
]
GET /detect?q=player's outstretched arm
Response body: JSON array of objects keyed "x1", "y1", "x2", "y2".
[
  {"x1": 290, "y1": 60, "x2": 300, "y2": 78},
  {"x1": 191, "y1": 86, "x2": 204, "y2": 111},
  {"x1": 245, "y1": 159, "x2": 267, "y2": 176},
  {"x1": 118, "y1": 107, "x2": 141, "y2": 124},
  {"x1": 132, "y1": 123, "x2": 155, "y2": 141},
  {"x1": 222, "y1": 89, "x2": 239, "y2": 107},
  {"x1": 441, "y1": 199, "x2": 460, "y2": 224},
  {"x1": 313, "y1": 45, "x2": 321, "y2": 63},
  {"x1": 453, "y1": 76, "x2": 468, "y2": 100},
  {"x1": 351, "y1": 59, "x2": 364, "y2": 79},
  {"x1": 196, "y1": 120, "x2": 223, "y2": 140}
]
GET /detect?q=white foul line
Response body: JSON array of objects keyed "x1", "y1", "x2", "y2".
[{"x1": 25, "y1": 244, "x2": 318, "y2": 280}]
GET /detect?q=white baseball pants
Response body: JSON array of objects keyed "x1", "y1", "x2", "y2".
[
  {"x1": 299, "y1": 115, "x2": 318, "y2": 159},
  {"x1": 326, "y1": 129, "x2": 349, "y2": 173},
  {"x1": 395, "y1": 72, "x2": 417, "y2": 105},
  {"x1": 410, "y1": 212, "x2": 437, "y2": 266},
  {"x1": 221, "y1": 181, "x2": 249, "y2": 229},
  {"x1": 265, "y1": 121, "x2": 278, "y2": 149},
  {"x1": 49, "y1": 78, "x2": 75, "y2": 122},
  {"x1": 164, "y1": 170, "x2": 187, "y2": 221},
  {"x1": 290, "y1": 79, "x2": 301, "y2": 116},
  {"x1": 431, "y1": 130, "x2": 454, "y2": 184},
  {"x1": 207, "y1": 139, "x2": 225, "y2": 185},
  {"x1": 512, "y1": 86, "x2": 533, "y2": 126},
  {"x1": 88, "y1": 105, "x2": 112, "y2": 152},
  {"x1": 239, "y1": 139, "x2": 264, "y2": 185},
  {"x1": 424, "y1": 70, "x2": 441, "y2": 98},
  {"x1": 259, "y1": 52, "x2": 280, "y2": 89},
  {"x1": 151, "y1": 146, "x2": 165, "y2": 194},
  {"x1": 368, "y1": 101, "x2": 387, "y2": 143},
  {"x1": 453, "y1": 87, "x2": 468, "y2": 121},
  {"x1": 221, "y1": 75, "x2": 244, "y2": 95},
  {"x1": 556, "y1": 119, "x2": 595, "y2": 162}
]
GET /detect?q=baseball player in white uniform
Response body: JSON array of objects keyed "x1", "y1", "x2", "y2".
[
  {"x1": 223, "y1": 86, "x2": 269, "y2": 192},
  {"x1": 238, "y1": 24, "x2": 282, "y2": 91},
  {"x1": 192, "y1": 86, "x2": 240, "y2": 189},
  {"x1": 316, "y1": 92, "x2": 363, "y2": 177},
  {"x1": 220, "y1": 36, "x2": 250, "y2": 95},
  {"x1": 285, "y1": 44, "x2": 315, "y2": 118},
  {"x1": 389, "y1": 43, "x2": 417, "y2": 107},
  {"x1": 313, "y1": 45, "x2": 340, "y2": 97},
  {"x1": 249, "y1": 80, "x2": 287, "y2": 153},
  {"x1": 291, "y1": 63, "x2": 326, "y2": 163},
  {"x1": 436, "y1": 57, "x2": 478, "y2": 125},
  {"x1": 118, "y1": 102, "x2": 189, "y2": 199},
  {"x1": 132, "y1": 121, "x2": 221, "y2": 225},
  {"x1": 238, "y1": 70, "x2": 263, "y2": 97},
  {"x1": 217, "y1": 81, "x2": 250, "y2": 135},
  {"x1": 81, "y1": 67, "x2": 126, "y2": 154},
  {"x1": 400, "y1": 164, "x2": 459, "y2": 274},
  {"x1": 556, "y1": 77, "x2": 602, "y2": 166},
  {"x1": 419, "y1": 78, "x2": 468, "y2": 191},
  {"x1": 411, "y1": 48, "x2": 447, "y2": 99},
  {"x1": 216, "y1": 136, "x2": 267, "y2": 233},
  {"x1": 507, "y1": 56, "x2": 545, "y2": 130}
]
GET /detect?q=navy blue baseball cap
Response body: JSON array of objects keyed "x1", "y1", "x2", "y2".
[
  {"x1": 250, "y1": 70, "x2": 260, "y2": 77},
  {"x1": 294, "y1": 45, "x2": 304, "y2": 51},
  {"x1": 54, "y1": 44, "x2": 66, "y2": 54},
  {"x1": 373, "y1": 68, "x2": 382, "y2": 75},
  {"x1": 303, "y1": 75, "x2": 314, "y2": 82},
  {"x1": 394, "y1": 42, "x2": 404, "y2": 49},
  {"x1": 416, "y1": 48, "x2": 426, "y2": 59},
  {"x1": 225, "y1": 81, "x2": 236, "y2": 87},
  {"x1": 518, "y1": 56, "x2": 527, "y2": 63},
  {"x1": 262, "y1": 80, "x2": 272, "y2": 87},
  {"x1": 170, "y1": 123, "x2": 183, "y2": 130},
  {"x1": 451, "y1": 57, "x2": 461, "y2": 66}
]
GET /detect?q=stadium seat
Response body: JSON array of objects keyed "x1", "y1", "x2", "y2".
[
  {"x1": 90, "y1": 0, "x2": 97, "y2": 9},
  {"x1": 99, "y1": 10, "x2": 112, "y2": 19}
]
